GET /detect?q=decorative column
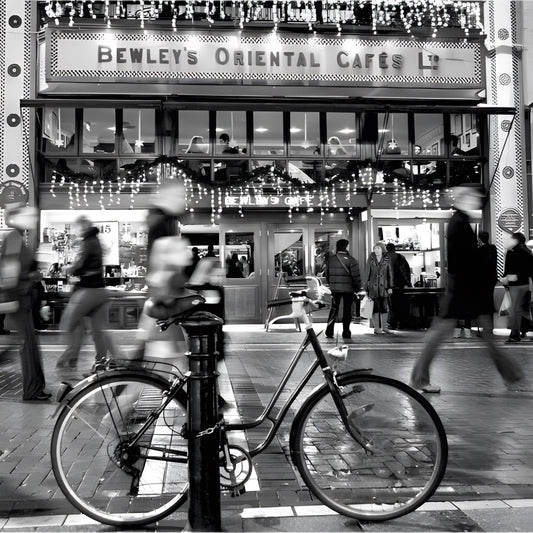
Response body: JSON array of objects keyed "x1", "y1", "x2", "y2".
[
  {"x1": 486, "y1": 0, "x2": 527, "y2": 273},
  {"x1": 1, "y1": 0, "x2": 35, "y2": 227}
]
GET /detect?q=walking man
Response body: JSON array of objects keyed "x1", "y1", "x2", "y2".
[
  {"x1": 325, "y1": 239, "x2": 361, "y2": 340},
  {"x1": 410, "y1": 184, "x2": 523, "y2": 393}
]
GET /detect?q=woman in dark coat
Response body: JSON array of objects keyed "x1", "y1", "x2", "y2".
[
  {"x1": 366, "y1": 243, "x2": 393, "y2": 334},
  {"x1": 502, "y1": 232, "x2": 533, "y2": 342},
  {"x1": 477, "y1": 231, "x2": 498, "y2": 334}
]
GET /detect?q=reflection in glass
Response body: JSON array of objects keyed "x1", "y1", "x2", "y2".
[
  {"x1": 179, "y1": 111, "x2": 210, "y2": 154},
  {"x1": 288, "y1": 160, "x2": 321, "y2": 183},
  {"x1": 252, "y1": 112, "x2": 284, "y2": 156},
  {"x1": 414, "y1": 114, "x2": 443, "y2": 156},
  {"x1": 216, "y1": 111, "x2": 246, "y2": 155},
  {"x1": 214, "y1": 160, "x2": 248, "y2": 183},
  {"x1": 43, "y1": 108, "x2": 76, "y2": 154},
  {"x1": 122, "y1": 109, "x2": 156, "y2": 154},
  {"x1": 449, "y1": 160, "x2": 481, "y2": 187},
  {"x1": 408, "y1": 160, "x2": 446, "y2": 187},
  {"x1": 290, "y1": 112, "x2": 320, "y2": 156},
  {"x1": 326, "y1": 113, "x2": 357, "y2": 157},
  {"x1": 274, "y1": 231, "x2": 304, "y2": 278},
  {"x1": 82, "y1": 108, "x2": 116, "y2": 154},
  {"x1": 378, "y1": 113, "x2": 408, "y2": 156},
  {"x1": 225, "y1": 233, "x2": 254, "y2": 278},
  {"x1": 450, "y1": 114, "x2": 479, "y2": 157},
  {"x1": 314, "y1": 230, "x2": 344, "y2": 276}
]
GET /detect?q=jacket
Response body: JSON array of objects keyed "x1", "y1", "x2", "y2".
[
  {"x1": 325, "y1": 252, "x2": 361, "y2": 293},
  {"x1": 440, "y1": 209, "x2": 478, "y2": 319},
  {"x1": 366, "y1": 252, "x2": 393, "y2": 299},
  {"x1": 69, "y1": 227, "x2": 104, "y2": 288},
  {"x1": 387, "y1": 250, "x2": 412, "y2": 288},
  {"x1": 504, "y1": 244, "x2": 533, "y2": 286}
]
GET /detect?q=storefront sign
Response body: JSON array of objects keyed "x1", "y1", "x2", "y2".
[
  {"x1": 0, "y1": 180, "x2": 28, "y2": 209},
  {"x1": 225, "y1": 194, "x2": 319, "y2": 208},
  {"x1": 498, "y1": 208, "x2": 523, "y2": 234},
  {"x1": 46, "y1": 28, "x2": 483, "y2": 89}
]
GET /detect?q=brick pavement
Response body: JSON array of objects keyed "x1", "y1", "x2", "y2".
[{"x1": 1, "y1": 323, "x2": 533, "y2": 531}]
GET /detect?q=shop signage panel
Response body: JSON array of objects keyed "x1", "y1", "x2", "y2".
[{"x1": 46, "y1": 28, "x2": 484, "y2": 89}]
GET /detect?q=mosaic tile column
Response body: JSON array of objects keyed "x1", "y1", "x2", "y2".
[
  {"x1": 1, "y1": 0, "x2": 34, "y2": 226},
  {"x1": 486, "y1": 0, "x2": 527, "y2": 273}
]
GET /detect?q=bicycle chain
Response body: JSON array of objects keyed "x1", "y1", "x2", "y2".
[{"x1": 181, "y1": 422, "x2": 222, "y2": 439}]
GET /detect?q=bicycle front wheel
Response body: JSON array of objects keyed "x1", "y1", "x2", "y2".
[
  {"x1": 291, "y1": 373, "x2": 447, "y2": 521},
  {"x1": 51, "y1": 372, "x2": 188, "y2": 527}
]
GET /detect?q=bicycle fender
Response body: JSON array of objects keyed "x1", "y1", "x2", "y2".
[
  {"x1": 288, "y1": 369, "x2": 372, "y2": 461},
  {"x1": 52, "y1": 368, "x2": 170, "y2": 417}
]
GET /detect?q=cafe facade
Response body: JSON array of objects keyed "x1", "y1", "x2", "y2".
[{"x1": 0, "y1": 0, "x2": 527, "y2": 324}]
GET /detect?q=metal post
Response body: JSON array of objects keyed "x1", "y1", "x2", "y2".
[{"x1": 181, "y1": 316, "x2": 223, "y2": 532}]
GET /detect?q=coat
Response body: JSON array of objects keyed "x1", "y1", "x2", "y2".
[
  {"x1": 477, "y1": 243, "x2": 498, "y2": 314},
  {"x1": 440, "y1": 209, "x2": 478, "y2": 319},
  {"x1": 69, "y1": 227, "x2": 104, "y2": 288},
  {"x1": 366, "y1": 252, "x2": 393, "y2": 299},
  {"x1": 504, "y1": 244, "x2": 533, "y2": 287},
  {"x1": 387, "y1": 250, "x2": 412, "y2": 288},
  {"x1": 325, "y1": 252, "x2": 361, "y2": 294}
]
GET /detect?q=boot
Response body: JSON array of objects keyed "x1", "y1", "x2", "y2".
[
  {"x1": 372, "y1": 313, "x2": 383, "y2": 334},
  {"x1": 463, "y1": 328, "x2": 472, "y2": 339},
  {"x1": 381, "y1": 313, "x2": 392, "y2": 334},
  {"x1": 453, "y1": 328, "x2": 462, "y2": 339}
]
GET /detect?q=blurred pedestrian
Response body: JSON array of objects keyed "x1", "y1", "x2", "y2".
[
  {"x1": 227, "y1": 253, "x2": 244, "y2": 278},
  {"x1": 386, "y1": 242, "x2": 411, "y2": 329},
  {"x1": 324, "y1": 239, "x2": 361, "y2": 340},
  {"x1": 501, "y1": 232, "x2": 533, "y2": 343},
  {"x1": 411, "y1": 185, "x2": 523, "y2": 393},
  {"x1": 0, "y1": 314, "x2": 9, "y2": 335},
  {"x1": 476, "y1": 230, "x2": 498, "y2": 336},
  {"x1": 55, "y1": 215, "x2": 116, "y2": 371},
  {"x1": 366, "y1": 243, "x2": 393, "y2": 335},
  {"x1": 2, "y1": 205, "x2": 51, "y2": 400},
  {"x1": 184, "y1": 246, "x2": 201, "y2": 278}
]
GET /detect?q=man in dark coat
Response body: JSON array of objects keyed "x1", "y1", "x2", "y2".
[
  {"x1": 386, "y1": 243, "x2": 411, "y2": 329},
  {"x1": 477, "y1": 231, "x2": 498, "y2": 335},
  {"x1": 410, "y1": 185, "x2": 523, "y2": 393},
  {"x1": 324, "y1": 239, "x2": 361, "y2": 340}
]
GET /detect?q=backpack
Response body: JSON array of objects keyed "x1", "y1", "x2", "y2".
[{"x1": 0, "y1": 229, "x2": 23, "y2": 313}]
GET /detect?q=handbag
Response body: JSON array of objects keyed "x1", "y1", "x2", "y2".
[
  {"x1": 360, "y1": 296, "x2": 374, "y2": 320},
  {"x1": 498, "y1": 288, "x2": 512, "y2": 317}
]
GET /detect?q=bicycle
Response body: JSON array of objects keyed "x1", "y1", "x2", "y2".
[{"x1": 51, "y1": 291, "x2": 448, "y2": 527}]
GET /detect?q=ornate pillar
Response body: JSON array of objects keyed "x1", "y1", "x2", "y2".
[
  {"x1": 1, "y1": 0, "x2": 35, "y2": 226},
  {"x1": 486, "y1": 0, "x2": 527, "y2": 272}
]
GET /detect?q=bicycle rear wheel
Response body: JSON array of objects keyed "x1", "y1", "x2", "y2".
[
  {"x1": 51, "y1": 372, "x2": 188, "y2": 527},
  {"x1": 291, "y1": 373, "x2": 447, "y2": 521}
]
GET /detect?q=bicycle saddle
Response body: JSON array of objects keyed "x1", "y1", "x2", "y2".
[{"x1": 144, "y1": 289, "x2": 206, "y2": 320}]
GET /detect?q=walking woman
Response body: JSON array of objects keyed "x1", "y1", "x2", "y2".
[
  {"x1": 502, "y1": 232, "x2": 533, "y2": 343},
  {"x1": 366, "y1": 243, "x2": 393, "y2": 334}
]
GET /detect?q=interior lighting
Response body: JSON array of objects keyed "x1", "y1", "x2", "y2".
[{"x1": 255, "y1": 127, "x2": 268, "y2": 133}]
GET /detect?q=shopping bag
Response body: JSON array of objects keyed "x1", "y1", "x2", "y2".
[
  {"x1": 360, "y1": 296, "x2": 374, "y2": 320},
  {"x1": 498, "y1": 289, "x2": 512, "y2": 317}
]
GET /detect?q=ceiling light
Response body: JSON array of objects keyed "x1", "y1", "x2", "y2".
[
  {"x1": 290, "y1": 127, "x2": 302, "y2": 133},
  {"x1": 338, "y1": 128, "x2": 355, "y2": 134},
  {"x1": 255, "y1": 127, "x2": 268, "y2": 133},
  {"x1": 378, "y1": 129, "x2": 390, "y2": 133}
]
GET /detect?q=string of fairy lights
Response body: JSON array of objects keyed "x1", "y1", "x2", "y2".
[
  {"x1": 43, "y1": 0, "x2": 483, "y2": 37},
  {"x1": 49, "y1": 158, "x2": 447, "y2": 225}
]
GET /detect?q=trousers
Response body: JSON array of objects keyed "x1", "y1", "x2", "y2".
[
  {"x1": 10, "y1": 295, "x2": 47, "y2": 399},
  {"x1": 325, "y1": 292, "x2": 353, "y2": 336}
]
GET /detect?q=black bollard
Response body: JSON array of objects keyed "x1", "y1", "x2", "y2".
[{"x1": 181, "y1": 314, "x2": 223, "y2": 532}]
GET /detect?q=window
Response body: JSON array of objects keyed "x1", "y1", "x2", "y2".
[
  {"x1": 42, "y1": 108, "x2": 77, "y2": 154},
  {"x1": 216, "y1": 111, "x2": 246, "y2": 155},
  {"x1": 378, "y1": 113, "x2": 409, "y2": 156},
  {"x1": 225, "y1": 232, "x2": 255, "y2": 278},
  {"x1": 326, "y1": 113, "x2": 357, "y2": 157},
  {"x1": 414, "y1": 114, "x2": 444, "y2": 157},
  {"x1": 274, "y1": 231, "x2": 304, "y2": 278},
  {"x1": 290, "y1": 112, "x2": 320, "y2": 156},
  {"x1": 122, "y1": 109, "x2": 156, "y2": 154},
  {"x1": 252, "y1": 111, "x2": 284, "y2": 156},
  {"x1": 82, "y1": 108, "x2": 116, "y2": 154},
  {"x1": 451, "y1": 114, "x2": 479, "y2": 156},
  {"x1": 178, "y1": 110, "x2": 210, "y2": 155}
]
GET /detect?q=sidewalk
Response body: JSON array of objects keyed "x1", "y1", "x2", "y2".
[{"x1": 1, "y1": 323, "x2": 533, "y2": 531}]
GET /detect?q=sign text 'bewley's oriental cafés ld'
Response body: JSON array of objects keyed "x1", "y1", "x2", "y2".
[{"x1": 46, "y1": 28, "x2": 484, "y2": 89}]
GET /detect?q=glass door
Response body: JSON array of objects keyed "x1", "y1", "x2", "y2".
[{"x1": 220, "y1": 223, "x2": 262, "y2": 323}]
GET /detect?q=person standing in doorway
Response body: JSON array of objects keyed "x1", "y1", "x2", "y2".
[
  {"x1": 385, "y1": 243, "x2": 411, "y2": 329},
  {"x1": 366, "y1": 243, "x2": 394, "y2": 335},
  {"x1": 501, "y1": 232, "x2": 533, "y2": 343},
  {"x1": 205, "y1": 244, "x2": 216, "y2": 258},
  {"x1": 410, "y1": 185, "x2": 523, "y2": 393},
  {"x1": 477, "y1": 230, "x2": 498, "y2": 336},
  {"x1": 55, "y1": 215, "x2": 115, "y2": 371},
  {"x1": 324, "y1": 239, "x2": 361, "y2": 340}
]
